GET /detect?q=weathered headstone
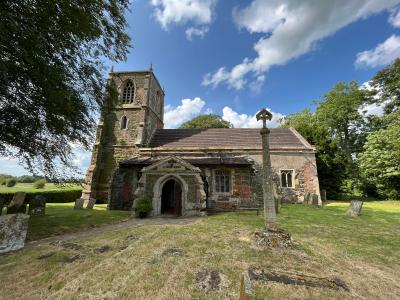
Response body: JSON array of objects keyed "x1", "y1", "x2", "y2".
[
  {"x1": 7, "y1": 192, "x2": 26, "y2": 214},
  {"x1": 0, "y1": 197, "x2": 5, "y2": 216},
  {"x1": 347, "y1": 200, "x2": 363, "y2": 217},
  {"x1": 74, "y1": 198, "x2": 84, "y2": 209},
  {"x1": 303, "y1": 192, "x2": 310, "y2": 204},
  {"x1": 86, "y1": 198, "x2": 96, "y2": 209},
  {"x1": 321, "y1": 189, "x2": 327, "y2": 201},
  {"x1": 312, "y1": 194, "x2": 320, "y2": 207},
  {"x1": 0, "y1": 214, "x2": 30, "y2": 253},
  {"x1": 28, "y1": 195, "x2": 46, "y2": 215}
]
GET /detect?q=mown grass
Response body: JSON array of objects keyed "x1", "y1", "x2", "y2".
[
  {"x1": 0, "y1": 201, "x2": 399, "y2": 299},
  {"x1": 26, "y1": 203, "x2": 131, "y2": 241},
  {"x1": 0, "y1": 182, "x2": 82, "y2": 193}
]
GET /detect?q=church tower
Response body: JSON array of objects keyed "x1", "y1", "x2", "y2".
[{"x1": 82, "y1": 67, "x2": 165, "y2": 202}]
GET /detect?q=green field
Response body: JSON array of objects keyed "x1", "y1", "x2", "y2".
[
  {"x1": 0, "y1": 201, "x2": 399, "y2": 299},
  {"x1": 0, "y1": 182, "x2": 82, "y2": 194}
]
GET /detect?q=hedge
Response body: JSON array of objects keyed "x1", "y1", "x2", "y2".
[{"x1": 0, "y1": 189, "x2": 82, "y2": 205}]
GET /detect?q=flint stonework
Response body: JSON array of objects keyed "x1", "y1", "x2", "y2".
[
  {"x1": 7, "y1": 192, "x2": 26, "y2": 214},
  {"x1": 0, "y1": 214, "x2": 30, "y2": 253}
]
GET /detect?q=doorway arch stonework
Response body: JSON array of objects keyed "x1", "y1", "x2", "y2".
[{"x1": 133, "y1": 156, "x2": 206, "y2": 216}]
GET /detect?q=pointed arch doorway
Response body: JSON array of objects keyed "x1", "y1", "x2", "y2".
[{"x1": 161, "y1": 179, "x2": 182, "y2": 216}]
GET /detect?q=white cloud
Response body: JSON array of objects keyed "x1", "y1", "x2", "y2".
[
  {"x1": 164, "y1": 97, "x2": 206, "y2": 128},
  {"x1": 150, "y1": 0, "x2": 216, "y2": 40},
  {"x1": 202, "y1": 0, "x2": 400, "y2": 90},
  {"x1": 222, "y1": 107, "x2": 284, "y2": 128},
  {"x1": 389, "y1": 7, "x2": 400, "y2": 27},
  {"x1": 185, "y1": 26, "x2": 209, "y2": 40},
  {"x1": 355, "y1": 35, "x2": 400, "y2": 68}
]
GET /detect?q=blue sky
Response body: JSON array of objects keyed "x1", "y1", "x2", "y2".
[{"x1": 1, "y1": 0, "x2": 400, "y2": 176}]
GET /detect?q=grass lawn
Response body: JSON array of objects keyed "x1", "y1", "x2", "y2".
[
  {"x1": 0, "y1": 182, "x2": 82, "y2": 193},
  {"x1": 26, "y1": 203, "x2": 131, "y2": 241},
  {"x1": 0, "y1": 201, "x2": 399, "y2": 299}
]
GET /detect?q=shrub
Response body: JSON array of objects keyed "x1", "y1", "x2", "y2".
[
  {"x1": 33, "y1": 179, "x2": 46, "y2": 189},
  {"x1": 6, "y1": 178, "x2": 17, "y2": 187},
  {"x1": 0, "y1": 189, "x2": 82, "y2": 204},
  {"x1": 135, "y1": 195, "x2": 153, "y2": 214}
]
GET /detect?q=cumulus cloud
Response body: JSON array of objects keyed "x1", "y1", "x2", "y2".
[
  {"x1": 389, "y1": 7, "x2": 400, "y2": 27},
  {"x1": 222, "y1": 107, "x2": 283, "y2": 128},
  {"x1": 202, "y1": 0, "x2": 400, "y2": 90},
  {"x1": 150, "y1": 0, "x2": 216, "y2": 40},
  {"x1": 355, "y1": 35, "x2": 400, "y2": 68},
  {"x1": 164, "y1": 97, "x2": 206, "y2": 128}
]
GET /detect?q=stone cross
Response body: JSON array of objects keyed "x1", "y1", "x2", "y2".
[
  {"x1": 256, "y1": 108, "x2": 277, "y2": 230},
  {"x1": 256, "y1": 108, "x2": 272, "y2": 129}
]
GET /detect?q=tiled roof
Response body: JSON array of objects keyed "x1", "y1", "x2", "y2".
[
  {"x1": 120, "y1": 157, "x2": 252, "y2": 166},
  {"x1": 147, "y1": 128, "x2": 312, "y2": 150}
]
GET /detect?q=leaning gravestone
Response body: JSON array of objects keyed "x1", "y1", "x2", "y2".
[
  {"x1": 86, "y1": 198, "x2": 96, "y2": 209},
  {"x1": 74, "y1": 198, "x2": 84, "y2": 209},
  {"x1": 7, "y1": 192, "x2": 27, "y2": 214},
  {"x1": 28, "y1": 195, "x2": 46, "y2": 215},
  {"x1": 0, "y1": 214, "x2": 30, "y2": 253},
  {"x1": 321, "y1": 189, "x2": 327, "y2": 201},
  {"x1": 0, "y1": 197, "x2": 5, "y2": 216},
  {"x1": 347, "y1": 200, "x2": 363, "y2": 217}
]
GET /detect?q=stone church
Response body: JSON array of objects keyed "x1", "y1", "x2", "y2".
[{"x1": 83, "y1": 68, "x2": 320, "y2": 216}]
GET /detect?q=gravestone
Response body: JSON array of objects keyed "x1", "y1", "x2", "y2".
[
  {"x1": 0, "y1": 197, "x2": 5, "y2": 216},
  {"x1": 347, "y1": 200, "x2": 363, "y2": 217},
  {"x1": 28, "y1": 195, "x2": 46, "y2": 215},
  {"x1": 7, "y1": 192, "x2": 26, "y2": 214},
  {"x1": 312, "y1": 194, "x2": 320, "y2": 207},
  {"x1": 86, "y1": 198, "x2": 96, "y2": 209},
  {"x1": 303, "y1": 193, "x2": 311, "y2": 204},
  {"x1": 321, "y1": 189, "x2": 327, "y2": 201},
  {"x1": 74, "y1": 198, "x2": 84, "y2": 209},
  {"x1": 0, "y1": 214, "x2": 30, "y2": 253}
]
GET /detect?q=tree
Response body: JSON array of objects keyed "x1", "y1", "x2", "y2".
[
  {"x1": 371, "y1": 58, "x2": 400, "y2": 117},
  {"x1": 0, "y1": 1, "x2": 131, "y2": 181},
  {"x1": 316, "y1": 81, "x2": 368, "y2": 168},
  {"x1": 281, "y1": 109, "x2": 347, "y2": 198},
  {"x1": 179, "y1": 114, "x2": 232, "y2": 129},
  {"x1": 359, "y1": 114, "x2": 400, "y2": 199}
]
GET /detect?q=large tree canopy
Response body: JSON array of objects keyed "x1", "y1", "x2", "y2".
[
  {"x1": 359, "y1": 114, "x2": 400, "y2": 199},
  {"x1": 179, "y1": 114, "x2": 232, "y2": 129},
  {"x1": 0, "y1": 0, "x2": 130, "y2": 180}
]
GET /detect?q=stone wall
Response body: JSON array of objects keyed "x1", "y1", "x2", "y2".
[{"x1": 83, "y1": 70, "x2": 165, "y2": 203}]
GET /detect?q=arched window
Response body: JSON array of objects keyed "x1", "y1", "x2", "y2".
[
  {"x1": 122, "y1": 80, "x2": 135, "y2": 104},
  {"x1": 121, "y1": 115, "x2": 128, "y2": 130}
]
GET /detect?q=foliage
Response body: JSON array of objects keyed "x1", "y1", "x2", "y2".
[
  {"x1": 33, "y1": 178, "x2": 46, "y2": 189},
  {"x1": 179, "y1": 114, "x2": 232, "y2": 129},
  {"x1": 135, "y1": 195, "x2": 153, "y2": 213},
  {"x1": 17, "y1": 175, "x2": 44, "y2": 183},
  {"x1": 0, "y1": 189, "x2": 82, "y2": 204},
  {"x1": 0, "y1": 174, "x2": 13, "y2": 185},
  {"x1": 359, "y1": 116, "x2": 400, "y2": 199},
  {"x1": 0, "y1": 0, "x2": 131, "y2": 181},
  {"x1": 281, "y1": 109, "x2": 347, "y2": 198},
  {"x1": 316, "y1": 81, "x2": 368, "y2": 167},
  {"x1": 6, "y1": 178, "x2": 17, "y2": 187},
  {"x1": 371, "y1": 58, "x2": 400, "y2": 117}
]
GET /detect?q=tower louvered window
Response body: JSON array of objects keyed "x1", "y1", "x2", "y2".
[{"x1": 122, "y1": 80, "x2": 135, "y2": 104}]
